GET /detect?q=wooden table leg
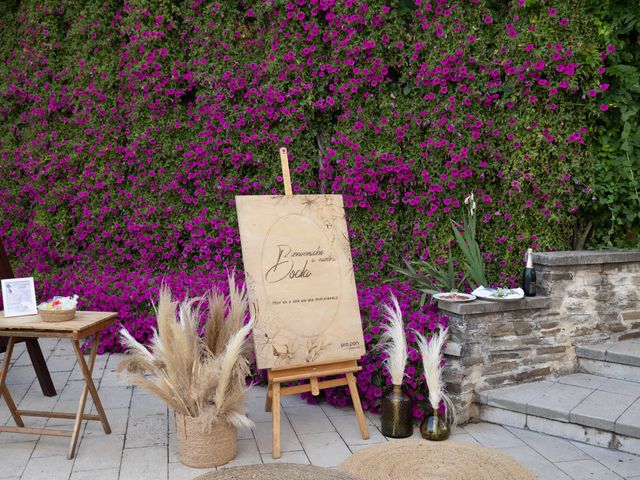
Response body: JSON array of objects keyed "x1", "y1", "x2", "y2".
[
  {"x1": 68, "y1": 339, "x2": 111, "y2": 459},
  {"x1": 0, "y1": 337, "x2": 24, "y2": 427},
  {"x1": 346, "y1": 372, "x2": 369, "y2": 440},
  {"x1": 25, "y1": 338, "x2": 57, "y2": 397},
  {"x1": 264, "y1": 380, "x2": 273, "y2": 412},
  {"x1": 272, "y1": 382, "x2": 281, "y2": 459}
]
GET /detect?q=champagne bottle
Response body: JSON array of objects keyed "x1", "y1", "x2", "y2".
[{"x1": 522, "y1": 248, "x2": 536, "y2": 297}]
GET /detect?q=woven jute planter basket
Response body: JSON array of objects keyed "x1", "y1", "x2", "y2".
[{"x1": 174, "y1": 411, "x2": 237, "y2": 468}]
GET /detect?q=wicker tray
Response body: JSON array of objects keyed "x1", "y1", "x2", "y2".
[{"x1": 38, "y1": 307, "x2": 77, "y2": 323}]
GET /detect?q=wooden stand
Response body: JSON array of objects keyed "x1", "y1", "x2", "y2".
[
  {"x1": 265, "y1": 359, "x2": 369, "y2": 458},
  {"x1": 0, "y1": 311, "x2": 116, "y2": 459},
  {"x1": 264, "y1": 148, "x2": 370, "y2": 459},
  {"x1": 0, "y1": 241, "x2": 56, "y2": 397}
]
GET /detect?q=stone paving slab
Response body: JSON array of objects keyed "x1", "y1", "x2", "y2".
[
  {"x1": 580, "y1": 358, "x2": 640, "y2": 382},
  {"x1": 572, "y1": 441, "x2": 640, "y2": 478},
  {"x1": 505, "y1": 426, "x2": 590, "y2": 463},
  {"x1": 556, "y1": 458, "x2": 625, "y2": 480},
  {"x1": 608, "y1": 341, "x2": 640, "y2": 367},
  {"x1": 616, "y1": 398, "x2": 640, "y2": 438},
  {"x1": 577, "y1": 343, "x2": 615, "y2": 360},
  {"x1": 600, "y1": 378, "x2": 640, "y2": 397},
  {"x1": 483, "y1": 379, "x2": 556, "y2": 413},
  {"x1": 570, "y1": 390, "x2": 638, "y2": 431},
  {"x1": 527, "y1": 382, "x2": 594, "y2": 421},
  {"x1": 558, "y1": 373, "x2": 610, "y2": 390},
  {"x1": 498, "y1": 445, "x2": 573, "y2": 480},
  {"x1": 577, "y1": 340, "x2": 640, "y2": 367}
]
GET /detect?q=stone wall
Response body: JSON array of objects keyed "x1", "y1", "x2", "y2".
[{"x1": 441, "y1": 249, "x2": 640, "y2": 423}]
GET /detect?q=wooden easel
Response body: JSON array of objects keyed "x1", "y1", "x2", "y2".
[{"x1": 264, "y1": 148, "x2": 369, "y2": 459}]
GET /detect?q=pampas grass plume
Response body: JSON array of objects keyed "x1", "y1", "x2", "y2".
[
  {"x1": 117, "y1": 276, "x2": 254, "y2": 429},
  {"x1": 379, "y1": 295, "x2": 407, "y2": 386},
  {"x1": 415, "y1": 326, "x2": 457, "y2": 427}
]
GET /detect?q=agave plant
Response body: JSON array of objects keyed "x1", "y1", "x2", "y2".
[
  {"x1": 117, "y1": 276, "x2": 254, "y2": 430},
  {"x1": 393, "y1": 255, "x2": 468, "y2": 305},
  {"x1": 451, "y1": 193, "x2": 487, "y2": 288}
]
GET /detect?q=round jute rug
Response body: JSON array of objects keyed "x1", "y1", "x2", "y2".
[
  {"x1": 193, "y1": 463, "x2": 360, "y2": 480},
  {"x1": 339, "y1": 439, "x2": 536, "y2": 480}
]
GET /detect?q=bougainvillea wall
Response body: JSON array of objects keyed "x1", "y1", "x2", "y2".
[{"x1": 0, "y1": 0, "x2": 611, "y2": 415}]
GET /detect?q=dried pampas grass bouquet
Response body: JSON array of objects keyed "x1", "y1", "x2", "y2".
[
  {"x1": 117, "y1": 275, "x2": 254, "y2": 467},
  {"x1": 415, "y1": 326, "x2": 456, "y2": 441},
  {"x1": 378, "y1": 295, "x2": 413, "y2": 438}
]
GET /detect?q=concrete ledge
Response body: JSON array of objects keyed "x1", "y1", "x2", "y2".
[
  {"x1": 438, "y1": 295, "x2": 550, "y2": 315},
  {"x1": 534, "y1": 249, "x2": 640, "y2": 266}
]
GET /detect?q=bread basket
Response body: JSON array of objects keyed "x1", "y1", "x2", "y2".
[{"x1": 38, "y1": 307, "x2": 77, "y2": 322}]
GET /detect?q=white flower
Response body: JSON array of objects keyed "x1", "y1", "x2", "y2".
[
  {"x1": 464, "y1": 192, "x2": 474, "y2": 205},
  {"x1": 465, "y1": 193, "x2": 476, "y2": 216}
]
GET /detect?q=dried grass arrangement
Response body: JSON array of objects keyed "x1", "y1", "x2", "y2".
[
  {"x1": 379, "y1": 295, "x2": 408, "y2": 386},
  {"x1": 415, "y1": 326, "x2": 457, "y2": 440},
  {"x1": 117, "y1": 276, "x2": 254, "y2": 466},
  {"x1": 378, "y1": 295, "x2": 413, "y2": 438}
]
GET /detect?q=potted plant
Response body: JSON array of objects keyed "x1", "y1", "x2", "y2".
[
  {"x1": 415, "y1": 326, "x2": 456, "y2": 441},
  {"x1": 378, "y1": 295, "x2": 413, "y2": 438},
  {"x1": 117, "y1": 276, "x2": 254, "y2": 468}
]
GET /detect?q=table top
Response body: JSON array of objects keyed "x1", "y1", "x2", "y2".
[{"x1": 0, "y1": 311, "x2": 117, "y2": 339}]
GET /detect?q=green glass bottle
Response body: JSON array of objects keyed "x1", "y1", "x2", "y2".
[
  {"x1": 380, "y1": 385, "x2": 413, "y2": 438},
  {"x1": 420, "y1": 403, "x2": 450, "y2": 441}
]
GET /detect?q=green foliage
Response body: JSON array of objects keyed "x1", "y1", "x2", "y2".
[
  {"x1": 393, "y1": 257, "x2": 468, "y2": 305},
  {"x1": 451, "y1": 194, "x2": 488, "y2": 288},
  {"x1": 584, "y1": 0, "x2": 640, "y2": 248}
]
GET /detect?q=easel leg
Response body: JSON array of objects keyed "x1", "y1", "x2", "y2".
[
  {"x1": 265, "y1": 381, "x2": 273, "y2": 412},
  {"x1": 346, "y1": 372, "x2": 369, "y2": 440},
  {"x1": 272, "y1": 382, "x2": 281, "y2": 459},
  {"x1": 0, "y1": 337, "x2": 24, "y2": 427}
]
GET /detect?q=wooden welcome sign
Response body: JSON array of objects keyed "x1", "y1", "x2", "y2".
[
  {"x1": 235, "y1": 148, "x2": 369, "y2": 458},
  {"x1": 235, "y1": 193, "x2": 365, "y2": 369}
]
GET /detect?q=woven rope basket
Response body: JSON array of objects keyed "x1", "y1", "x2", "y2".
[
  {"x1": 194, "y1": 464, "x2": 360, "y2": 480},
  {"x1": 175, "y1": 411, "x2": 237, "y2": 468},
  {"x1": 38, "y1": 307, "x2": 76, "y2": 323},
  {"x1": 340, "y1": 439, "x2": 536, "y2": 480}
]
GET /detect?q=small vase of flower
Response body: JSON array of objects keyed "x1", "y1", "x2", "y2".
[
  {"x1": 415, "y1": 326, "x2": 456, "y2": 441},
  {"x1": 378, "y1": 295, "x2": 413, "y2": 438}
]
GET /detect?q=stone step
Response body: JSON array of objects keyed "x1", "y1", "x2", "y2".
[
  {"x1": 477, "y1": 373, "x2": 640, "y2": 455},
  {"x1": 577, "y1": 339, "x2": 640, "y2": 382}
]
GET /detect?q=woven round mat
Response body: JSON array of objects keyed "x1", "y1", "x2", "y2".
[
  {"x1": 194, "y1": 463, "x2": 360, "y2": 480},
  {"x1": 339, "y1": 439, "x2": 536, "y2": 480}
]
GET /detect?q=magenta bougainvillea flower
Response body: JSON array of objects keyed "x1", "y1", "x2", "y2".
[{"x1": 0, "y1": 0, "x2": 609, "y2": 418}]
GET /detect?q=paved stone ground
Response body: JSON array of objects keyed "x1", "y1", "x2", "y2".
[{"x1": 2, "y1": 339, "x2": 640, "y2": 480}]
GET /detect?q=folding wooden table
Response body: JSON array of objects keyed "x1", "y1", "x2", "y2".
[
  {"x1": 0, "y1": 311, "x2": 117, "y2": 459},
  {"x1": 0, "y1": 241, "x2": 57, "y2": 397}
]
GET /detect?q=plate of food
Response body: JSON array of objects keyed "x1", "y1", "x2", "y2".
[
  {"x1": 472, "y1": 286, "x2": 524, "y2": 302},
  {"x1": 432, "y1": 292, "x2": 476, "y2": 303}
]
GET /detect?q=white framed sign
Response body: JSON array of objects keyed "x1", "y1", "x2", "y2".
[
  {"x1": 236, "y1": 194, "x2": 365, "y2": 369},
  {"x1": 1, "y1": 277, "x2": 38, "y2": 317}
]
